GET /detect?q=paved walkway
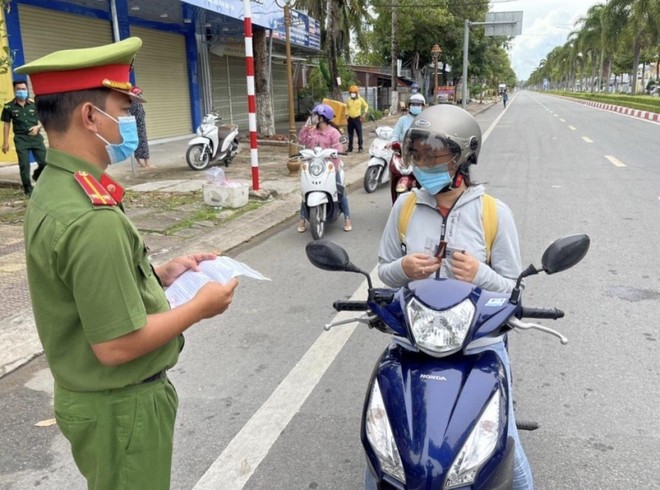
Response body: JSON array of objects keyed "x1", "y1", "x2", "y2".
[{"x1": 0, "y1": 101, "x2": 497, "y2": 378}]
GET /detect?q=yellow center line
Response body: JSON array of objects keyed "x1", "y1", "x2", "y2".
[
  {"x1": 605, "y1": 155, "x2": 626, "y2": 167},
  {"x1": 582, "y1": 136, "x2": 593, "y2": 143}
]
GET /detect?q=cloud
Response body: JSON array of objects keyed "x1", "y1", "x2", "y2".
[{"x1": 491, "y1": 0, "x2": 601, "y2": 80}]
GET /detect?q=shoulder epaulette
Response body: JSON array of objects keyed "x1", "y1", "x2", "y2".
[{"x1": 74, "y1": 171, "x2": 118, "y2": 206}]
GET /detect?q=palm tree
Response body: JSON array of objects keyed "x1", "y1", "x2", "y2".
[{"x1": 607, "y1": 0, "x2": 660, "y2": 94}]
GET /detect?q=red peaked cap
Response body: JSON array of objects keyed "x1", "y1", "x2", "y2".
[{"x1": 14, "y1": 37, "x2": 144, "y2": 102}]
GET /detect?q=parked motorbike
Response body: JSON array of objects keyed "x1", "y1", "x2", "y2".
[
  {"x1": 388, "y1": 141, "x2": 417, "y2": 205},
  {"x1": 299, "y1": 146, "x2": 348, "y2": 240},
  {"x1": 305, "y1": 234, "x2": 590, "y2": 489},
  {"x1": 186, "y1": 111, "x2": 240, "y2": 171},
  {"x1": 364, "y1": 126, "x2": 394, "y2": 193}
]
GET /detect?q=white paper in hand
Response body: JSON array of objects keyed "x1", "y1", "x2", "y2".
[{"x1": 165, "y1": 257, "x2": 270, "y2": 308}]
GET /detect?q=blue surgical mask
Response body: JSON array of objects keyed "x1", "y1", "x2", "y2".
[
  {"x1": 93, "y1": 106, "x2": 139, "y2": 164},
  {"x1": 412, "y1": 167, "x2": 452, "y2": 195},
  {"x1": 409, "y1": 105, "x2": 423, "y2": 116},
  {"x1": 16, "y1": 90, "x2": 28, "y2": 100}
]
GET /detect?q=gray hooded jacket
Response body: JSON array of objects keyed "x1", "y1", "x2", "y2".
[{"x1": 377, "y1": 184, "x2": 522, "y2": 292}]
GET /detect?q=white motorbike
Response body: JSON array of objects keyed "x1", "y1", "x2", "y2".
[
  {"x1": 363, "y1": 126, "x2": 394, "y2": 193},
  {"x1": 186, "y1": 111, "x2": 240, "y2": 171},
  {"x1": 299, "y1": 146, "x2": 347, "y2": 240}
]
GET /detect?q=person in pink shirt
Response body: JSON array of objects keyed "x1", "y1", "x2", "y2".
[{"x1": 297, "y1": 103, "x2": 352, "y2": 232}]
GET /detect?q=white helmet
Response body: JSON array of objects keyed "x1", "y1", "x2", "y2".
[{"x1": 408, "y1": 93, "x2": 426, "y2": 106}]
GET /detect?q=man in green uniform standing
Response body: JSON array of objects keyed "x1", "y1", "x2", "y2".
[
  {"x1": 17, "y1": 38, "x2": 240, "y2": 489},
  {"x1": 2, "y1": 80, "x2": 48, "y2": 196}
]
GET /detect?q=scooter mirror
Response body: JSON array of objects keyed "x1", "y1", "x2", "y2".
[
  {"x1": 339, "y1": 136, "x2": 348, "y2": 145},
  {"x1": 306, "y1": 240, "x2": 352, "y2": 272},
  {"x1": 541, "y1": 234, "x2": 590, "y2": 274}
]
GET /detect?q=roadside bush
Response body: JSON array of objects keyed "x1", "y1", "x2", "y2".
[{"x1": 550, "y1": 91, "x2": 660, "y2": 113}]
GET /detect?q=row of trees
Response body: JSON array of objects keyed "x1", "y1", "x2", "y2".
[
  {"x1": 293, "y1": 0, "x2": 517, "y2": 100},
  {"x1": 527, "y1": 0, "x2": 660, "y2": 94}
]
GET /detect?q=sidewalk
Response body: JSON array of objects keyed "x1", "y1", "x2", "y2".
[{"x1": 0, "y1": 100, "x2": 496, "y2": 378}]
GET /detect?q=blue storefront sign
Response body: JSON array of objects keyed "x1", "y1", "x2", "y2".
[{"x1": 182, "y1": 0, "x2": 320, "y2": 49}]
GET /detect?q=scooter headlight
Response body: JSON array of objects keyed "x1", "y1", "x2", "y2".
[
  {"x1": 309, "y1": 158, "x2": 325, "y2": 177},
  {"x1": 365, "y1": 380, "x2": 406, "y2": 485},
  {"x1": 406, "y1": 297, "x2": 475, "y2": 356},
  {"x1": 445, "y1": 390, "x2": 502, "y2": 489}
]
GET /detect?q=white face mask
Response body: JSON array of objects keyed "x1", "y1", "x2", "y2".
[{"x1": 350, "y1": 93, "x2": 357, "y2": 99}]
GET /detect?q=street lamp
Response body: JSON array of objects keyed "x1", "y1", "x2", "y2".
[{"x1": 430, "y1": 44, "x2": 442, "y2": 101}]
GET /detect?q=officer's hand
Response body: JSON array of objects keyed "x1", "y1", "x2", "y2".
[
  {"x1": 194, "y1": 278, "x2": 239, "y2": 320},
  {"x1": 28, "y1": 125, "x2": 40, "y2": 136},
  {"x1": 402, "y1": 253, "x2": 441, "y2": 280},
  {"x1": 450, "y1": 251, "x2": 479, "y2": 283},
  {"x1": 156, "y1": 252, "x2": 218, "y2": 287},
  {"x1": 1, "y1": 143, "x2": 8, "y2": 154}
]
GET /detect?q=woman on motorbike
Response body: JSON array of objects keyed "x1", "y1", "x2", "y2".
[
  {"x1": 374, "y1": 104, "x2": 534, "y2": 489},
  {"x1": 388, "y1": 93, "x2": 426, "y2": 203},
  {"x1": 297, "y1": 103, "x2": 352, "y2": 232}
]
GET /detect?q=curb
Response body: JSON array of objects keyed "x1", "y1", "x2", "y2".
[{"x1": 562, "y1": 97, "x2": 660, "y2": 122}]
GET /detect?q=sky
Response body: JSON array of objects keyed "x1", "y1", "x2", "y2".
[{"x1": 490, "y1": 0, "x2": 603, "y2": 80}]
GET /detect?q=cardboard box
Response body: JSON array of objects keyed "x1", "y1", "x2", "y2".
[
  {"x1": 322, "y1": 98, "x2": 348, "y2": 127},
  {"x1": 203, "y1": 182, "x2": 249, "y2": 208}
]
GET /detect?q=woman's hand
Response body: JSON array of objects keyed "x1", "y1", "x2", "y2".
[
  {"x1": 155, "y1": 252, "x2": 218, "y2": 287},
  {"x1": 450, "y1": 251, "x2": 479, "y2": 283},
  {"x1": 402, "y1": 253, "x2": 441, "y2": 280}
]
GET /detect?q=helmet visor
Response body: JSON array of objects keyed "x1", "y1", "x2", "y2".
[{"x1": 402, "y1": 128, "x2": 461, "y2": 171}]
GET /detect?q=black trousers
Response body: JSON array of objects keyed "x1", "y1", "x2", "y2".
[{"x1": 347, "y1": 117, "x2": 363, "y2": 151}]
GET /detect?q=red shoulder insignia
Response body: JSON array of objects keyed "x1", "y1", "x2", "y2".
[
  {"x1": 74, "y1": 171, "x2": 117, "y2": 206},
  {"x1": 100, "y1": 173, "x2": 125, "y2": 203}
]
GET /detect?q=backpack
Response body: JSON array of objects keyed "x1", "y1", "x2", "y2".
[{"x1": 398, "y1": 192, "x2": 499, "y2": 264}]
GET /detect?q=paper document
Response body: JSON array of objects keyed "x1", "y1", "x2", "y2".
[{"x1": 165, "y1": 256, "x2": 270, "y2": 308}]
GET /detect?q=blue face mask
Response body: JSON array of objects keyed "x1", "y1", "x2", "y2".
[
  {"x1": 412, "y1": 167, "x2": 452, "y2": 195},
  {"x1": 409, "y1": 105, "x2": 423, "y2": 116},
  {"x1": 16, "y1": 89, "x2": 28, "y2": 100},
  {"x1": 93, "y1": 106, "x2": 139, "y2": 164}
]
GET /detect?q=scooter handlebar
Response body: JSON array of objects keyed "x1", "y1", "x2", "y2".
[
  {"x1": 520, "y1": 307, "x2": 565, "y2": 320},
  {"x1": 333, "y1": 300, "x2": 369, "y2": 311}
]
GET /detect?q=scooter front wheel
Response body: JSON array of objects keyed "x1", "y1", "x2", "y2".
[
  {"x1": 363, "y1": 166, "x2": 381, "y2": 193},
  {"x1": 309, "y1": 205, "x2": 325, "y2": 240},
  {"x1": 186, "y1": 144, "x2": 211, "y2": 171}
]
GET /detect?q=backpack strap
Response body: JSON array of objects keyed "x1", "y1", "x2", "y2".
[
  {"x1": 398, "y1": 192, "x2": 499, "y2": 264},
  {"x1": 398, "y1": 192, "x2": 417, "y2": 244},
  {"x1": 481, "y1": 193, "x2": 498, "y2": 264}
]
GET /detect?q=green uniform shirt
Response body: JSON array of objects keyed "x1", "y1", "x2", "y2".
[
  {"x1": 1, "y1": 99, "x2": 45, "y2": 150},
  {"x1": 24, "y1": 149, "x2": 182, "y2": 392}
]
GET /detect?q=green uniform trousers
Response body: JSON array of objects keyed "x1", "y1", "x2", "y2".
[
  {"x1": 54, "y1": 376, "x2": 178, "y2": 490},
  {"x1": 14, "y1": 134, "x2": 47, "y2": 194}
]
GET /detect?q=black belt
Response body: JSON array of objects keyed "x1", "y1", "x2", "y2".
[{"x1": 140, "y1": 370, "x2": 166, "y2": 384}]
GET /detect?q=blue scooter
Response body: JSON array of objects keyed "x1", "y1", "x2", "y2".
[{"x1": 306, "y1": 234, "x2": 590, "y2": 489}]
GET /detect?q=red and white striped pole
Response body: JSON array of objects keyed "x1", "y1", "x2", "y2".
[{"x1": 243, "y1": 0, "x2": 260, "y2": 191}]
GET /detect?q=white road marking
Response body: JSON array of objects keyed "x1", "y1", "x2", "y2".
[
  {"x1": 553, "y1": 114, "x2": 559, "y2": 117},
  {"x1": 605, "y1": 155, "x2": 626, "y2": 167},
  {"x1": 193, "y1": 270, "x2": 380, "y2": 489},
  {"x1": 582, "y1": 136, "x2": 593, "y2": 143},
  {"x1": 560, "y1": 118, "x2": 566, "y2": 122},
  {"x1": 568, "y1": 125, "x2": 576, "y2": 130}
]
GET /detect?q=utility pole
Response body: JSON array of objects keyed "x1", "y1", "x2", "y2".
[{"x1": 390, "y1": 0, "x2": 398, "y2": 114}]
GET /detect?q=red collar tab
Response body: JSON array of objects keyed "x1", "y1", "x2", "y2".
[
  {"x1": 100, "y1": 173, "x2": 125, "y2": 203},
  {"x1": 74, "y1": 171, "x2": 118, "y2": 206}
]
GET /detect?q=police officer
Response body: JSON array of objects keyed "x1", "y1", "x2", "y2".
[
  {"x1": 1, "y1": 80, "x2": 48, "y2": 196},
  {"x1": 17, "y1": 37, "x2": 239, "y2": 489}
]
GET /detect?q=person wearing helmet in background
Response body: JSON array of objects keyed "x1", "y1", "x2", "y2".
[
  {"x1": 345, "y1": 85, "x2": 368, "y2": 153},
  {"x1": 387, "y1": 93, "x2": 426, "y2": 202},
  {"x1": 411, "y1": 82, "x2": 420, "y2": 94},
  {"x1": 374, "y1": 105, "x2": 534, "y2": 489},
  {"x1": 297, "y1": 103, "x2": 353, "y2": 232}
]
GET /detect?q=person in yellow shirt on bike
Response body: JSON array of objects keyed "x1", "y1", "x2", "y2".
[{"x1": 345, "y1": 85, "x2": 368, "y2": 153}]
